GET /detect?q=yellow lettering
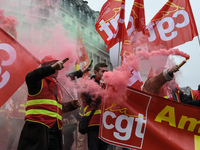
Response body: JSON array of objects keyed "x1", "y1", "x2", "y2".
[
  {"x1": 178, "y1": 116, "x2": 200, "y2": 133},
  {"x1": 155, "y1": 105, "x2": 176, "y2": 127},
  {"x1": 194, "y1": 135, "x2": 200, "y2": 150}
]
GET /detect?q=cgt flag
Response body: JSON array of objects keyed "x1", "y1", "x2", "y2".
[
  {"x1": 0, "y1": 27, "x2": 40, "y2": 107},
  {"x1": 120, "y1": 31, "x2": 143, "y2": 90},
  {"x1": 127, "y1": 0, "x2": 146, "y2": 43},
  {"x1": 95, "y1": 0, "x2": 126, "y2": 51},
  {"x1": 100, "y1": 86, "x2": 200, "y2": 150},
  {"x1": 75, "y1": 27, "x2": 90, "y2": 77},
  {"x1": 146, "y1": 0, "x2": 198, "y2": 50}
]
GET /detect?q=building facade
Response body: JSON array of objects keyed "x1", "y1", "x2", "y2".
[{"x1": 2, "y1": 0, "x2": 113, "y2": 72}]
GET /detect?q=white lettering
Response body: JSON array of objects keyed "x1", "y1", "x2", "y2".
[
  {"x1": 103, "y1": 111, "x2": 146, "y2": 141},
  {"x1": 0, "y1": 43, "x2": 16, "y2": 89},
  {"x1": 147, "y1": 10, "x2": 190, "y2": 42}
]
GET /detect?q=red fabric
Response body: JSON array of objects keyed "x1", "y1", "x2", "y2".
[
  {"x1": 100, "y1": 86, "x2": 200, "y2": 149},
  {"x1": 80, "y1": 94, "x2": 101, "y2": 126},
  {"x1": 127, "y1": 0, "x2": 146, "y2": 36},
  {"x1": 0, "y1": 27, "x2": 40, "y2": 107},
  {"x1": 75, "y1": 27, "x2": 90, "y2": 77},
  {"x1": 146, "y1": 0, "x2": 198, "y2": 50},
  {"x1": 95, "y1": 0, "x2": 126, "y2": 51},
  {"x1": 191, "y1": 90, "x2": 200, "y2": 100},
  {"x1": 25, "y1": 77, "x2": 63, "y2": 129},
  {"x1": 120, "y1": 31, "x2": 143, "y2": 90}
]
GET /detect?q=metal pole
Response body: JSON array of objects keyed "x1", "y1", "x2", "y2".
[
  {"x1": 197, "y1": 35, "x2": 200, "y2": 49},
  {"x1": 57, "y1": 80, "x2": 74, "y2": 100}
]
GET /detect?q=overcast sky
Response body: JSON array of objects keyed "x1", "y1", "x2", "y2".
[{"x1": 86, "y1": 0, "x2": 200, "y2": 90}]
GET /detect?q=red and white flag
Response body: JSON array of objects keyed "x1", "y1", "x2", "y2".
[
  {"x1": 121, "y1": 29, "x2": 143, "y2": 90},
  {"x1": 146, "y1": 0, "x2": 198, "y2": 50},
  {"x1": 127, "y1": 0, "x2": 146, "y2": 38},
  {"x1": 95, "y1": 0, "x2": 126, "y2": 51},
  {"x1": 0, "y1": 27, "x2": 40, "y2": 107}
]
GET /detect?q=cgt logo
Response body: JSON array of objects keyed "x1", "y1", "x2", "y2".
[
  {"x1": 147, "y1": 9, "x2": 190, "y2": 42},
  {"x1": 100, "y1": 89, "x2": 151, "y2": 149},
  {"x1": 103, "y1": 111, "x2": 146, "y2": 141},
  {"x1": 0, "y1": 43, "x2": 16, "y2": 88}
]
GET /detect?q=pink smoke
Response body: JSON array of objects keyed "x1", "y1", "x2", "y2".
[
  {"x1": 0, "y1": 9, "x2": 5, "y2": 21},
  {"x1": 136, "y1": 48, "x2": 190, "y2": 60},
  {"x1": 0, "y1": 9, "x2": 18, "y2": 39}
]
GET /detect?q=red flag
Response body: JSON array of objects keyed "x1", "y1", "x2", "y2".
[
  {"x1": 95, "y1": 0, "x2": 126, "y2": 51},
  {"x1": 127, "y1": 0, "x2": 146, "y2": 37},
  {"x1": 146, "y1": 0, "x2": 198, "y2": 49},
  {"x1": 120, "y1": 30, "x2": 143, "y2": 90},
  {"x1": 75, "y1": 27, "x2": 90, "y2": 77},
  {"x1": 0, "y1": 27, "x2": 40, "y2": 107},
  {"x1": 100, "y1": 86, "x2": 200, "y2": 149}
]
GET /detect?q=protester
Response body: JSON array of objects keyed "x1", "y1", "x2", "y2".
[
  {"x1": 81, "y1": 62, "x2": 108, "y2": 150},
  {"x1": 17, "y1": 55, "x2": 90, "y2": 150},
  {"x1": 166, "y1": 78, "x2": 188, "y2": 102},
  {"x1": 7, "y1": 92, "x2": 26, "y2": 150},
  {"x1": 181, "y1": 84, "x2": 200, "y2": 107},
  {"x1": 143, "y1": 65, "x2": 180, "y2": 100},
  {"x1": 62, "y1": 113, "x2": 77, "y2": 150},
  {"x1": 76, "y1": 105, "x2": 88, "y2": 150},
  {"x1": 189, "y1": 84, "x2": 200, "y2": 100}
]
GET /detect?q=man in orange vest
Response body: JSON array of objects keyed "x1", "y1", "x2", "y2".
[
  {"x1": 81, "y1": 62, "x2": 108, "y2": 150},
  {"x1": 181, "y1": 85, "x2": 200, "y2": 107},
  {"x1": 17, "y1": 55, "x2": 89, "y2": 150}
]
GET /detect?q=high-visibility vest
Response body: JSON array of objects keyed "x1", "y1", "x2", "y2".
[
  {"x1": 10, "y1": 102, "x2": 26, "y2": 119},
  {"x1": 81, "y1": 95, "x2": 101, "y2": 127},
  {"x1": 25, "y1": 77, "x2": 63, "y2": 129},
  {"x1": 190, "y1": 90, "x2": 200, "y2": 100}
]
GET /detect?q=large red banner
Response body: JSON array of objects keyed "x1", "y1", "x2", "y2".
[
  {"x1": 100, "y1": 87, "x2": 200, "y2": 150},
  {"x1": 0, "y1": 27, "x2": 40, "y2": 107},
  {"x1": 146, "y1": 0, "x2": 198, "y2": 50}
]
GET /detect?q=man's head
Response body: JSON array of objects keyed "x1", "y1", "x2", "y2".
[
  {"x1": 41, "y1": 55, "x2": 58, "y2": 78},
  {"x1": 94, "y1": 62, "x2": 108, "y2": 79},
  {"x1": 41, "y1": 55, "x2": 58, "y2": 66}
]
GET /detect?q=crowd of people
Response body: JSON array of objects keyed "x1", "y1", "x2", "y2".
[{"x1": 0, "y1": 55, "x2": 199, "y2": 150}]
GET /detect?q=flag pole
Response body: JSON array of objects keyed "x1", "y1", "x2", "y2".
[
  {"x1": 197, "y1": 35, "x2": 200, "y2": 48},
  {"x1": 57, "y1": 80, "x2": 74, "y2": 100},
  {"x1": 117, "y1": 42, "x2": 121, "y2": 67}
]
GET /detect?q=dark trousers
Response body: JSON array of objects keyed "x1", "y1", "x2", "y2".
[
  {"x1": 87, "y1": 130, "x2": 108, "y2": 150},
  {"x1": 7, "y1": 118, "x2": 24, "y2": 150},
  {"x1": 17, "y1": 121, "x2": 62, "y2": 150}
]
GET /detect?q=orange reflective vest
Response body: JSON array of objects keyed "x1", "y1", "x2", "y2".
[
  {"x1": 190, "y1": 90, "x2": 200, "y2": 100},
  {"x1": 81, "y1": 94, "x2": 101, "y2": 127},
  {"x1": 25, "y1": 77, "x2": 63, "y2": 129},
  {"x1": 10, "y1": 102, "x2": 26, "y2": 119}
]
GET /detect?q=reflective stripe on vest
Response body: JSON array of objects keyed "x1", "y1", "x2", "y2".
[
  {"x1": 26, "y1": 99, "x2": 62, "y2": 121},
  {"x1": 83, "y1": 105, "x2": 101, "y2": 116},
  {"x1": 26, "y1": 109, "x2": 62, "y2": 121},
  {"x1": 26, "y1": 99, "x2": 62, "y2": 109}
]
